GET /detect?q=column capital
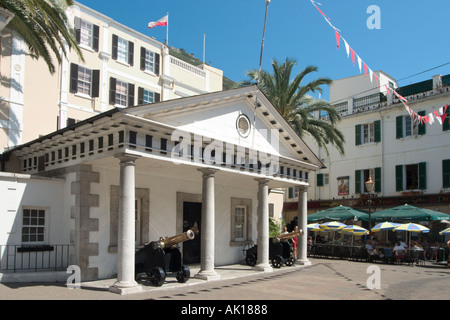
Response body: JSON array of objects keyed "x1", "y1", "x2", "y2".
[
  {"x1": 295, "y1": 185, "x2": 309, "y2": 192},
  {"x1": 255, "y1": 177, "x2": 272, "y2": 185},
  {"x1": 198, "y1": 167, "x2": 218, "y2": 176},
  {"x1": 114, "y1": 153, "x2": 141, "y2": 164}
]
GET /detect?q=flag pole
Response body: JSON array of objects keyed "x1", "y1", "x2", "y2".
[
  {"x1": 203, "y1": 34, "x2": 206, "y2": 64},
  {"x1": 253, "y1": 0, "x2": 270, "y2": 126},
  {"x1": 252, "y1": 0, "x2": 270, "y2": 149},
  {"x1": 166, "y1": 12, "x2": 169, "y2": 46}
]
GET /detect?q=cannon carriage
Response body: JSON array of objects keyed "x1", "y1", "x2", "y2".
[
  {"x1": 135, "y1": 229, "x2": 196, "y2": 286},
  {"x1": 244, "y1": 230, "x2": 302, "y2": 268}
]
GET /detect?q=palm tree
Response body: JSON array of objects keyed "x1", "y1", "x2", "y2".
[
  {"x1": 0, "y1": 0, "x2": 83, "y2": 74},
  {"x1": 245, "y1": 57, "x2": 345, "y2": 156}
]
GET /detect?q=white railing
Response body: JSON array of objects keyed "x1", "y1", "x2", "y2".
[{"x1": 169, "y1": 56, "x2": 206, "y2": 77}]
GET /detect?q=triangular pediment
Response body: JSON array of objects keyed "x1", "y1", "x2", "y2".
[{"x1": 125, "y1": 86, "x2": 323, "y2": 170}]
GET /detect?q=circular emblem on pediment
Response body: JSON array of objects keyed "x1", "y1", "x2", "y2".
[{"x1": 236, "y1": 114, "x2": 251, "y2": 138}]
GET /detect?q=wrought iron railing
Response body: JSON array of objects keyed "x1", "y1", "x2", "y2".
[{"x1": 0, "y1": 244, "x2": 73, "y2": 272}]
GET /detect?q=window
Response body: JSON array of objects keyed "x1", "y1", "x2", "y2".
[
  {"x1": 230, "y1": 198, "x2": 252, "y2": 244},
  {"x1": 22, "y1": 208, "x2": 46, "y2": 243},
  {"x1": 234, "y1": 206, "x2": 247, "y2": 241},
  {"x1": 288, "y1": 187, "x2": 299, "y2": 199},
  {"x1": 317, "y1": 173, "x2": 328, "y2": 187},
  {"x1": 355, "y1": 120, "x2": 380, "y2": 145},
  {"x1": 140, "y1": 47, "x2": 160, "y2": 75},
  {"x1": 80, "y1": 20, "x2": 93, "y2": 48},
  {"x1": 117, "y1": 38, "x2": 129, "y2": 63},
  {"x1": 116, "y1": 80, "x2": 128, "y2": 107},
  {"x1": 112, "y1": 34, "x2": 134, "y2": 65},
  {"x1": 109, "y1": 77, "x2": 135, "y2": 107},
  {"x1": 396, "y1": 112, "x2": 426, "y2": 138},
  {"x1": 137, "y1": 87, "x2": 160, "y2": 105},
  {"x1": 74, "y1": 17, "x2": 99, "y2": 51},
  {"x1": 69, "y1": 64, "x2": 99, "y2": 97},
  {"x1": 77, "y1": 66, "x2": 92, "y2": 96},
  {"x1": 395, "y1": 162, "x2": 427, "y2": 191}
]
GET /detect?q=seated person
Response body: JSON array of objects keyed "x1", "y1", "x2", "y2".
[
  {"x1": 365, "y1": 240, "x2": 374, "y2": 254},
  {"x1": 393, "y1": 242, "x2": 405, "y2": 263}
]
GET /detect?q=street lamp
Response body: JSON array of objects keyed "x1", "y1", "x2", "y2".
[{"x1": 365, "y1": 176, "x2": 375, "y2": 236}]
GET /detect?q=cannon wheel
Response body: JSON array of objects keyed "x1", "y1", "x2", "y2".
[
  {"x1": 272, "y1": 255, "x2": 283, "y2": 268},
  {"x1": 176, "y1": 265, "x2": 190, "y2": 283},
  {"x1": 245, "y1": 254, "x2": 257, "y2": 266},
  {"x1": 286, "y1": 255, "x2": 295, "y2": 266},
  {"x1": 149, "y1": 267, "x2": 166, "y2": 286}
]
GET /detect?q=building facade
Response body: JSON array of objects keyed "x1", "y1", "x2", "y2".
[
  {"x1": 0, "y1": 86, "x2": 322, "y2": 290},
  {"x1": 284, "y1": 72, "x2": 450, "y2": 223},
  {"x1": 0, "y1": 2, "x2": 223, "y2": 152}
]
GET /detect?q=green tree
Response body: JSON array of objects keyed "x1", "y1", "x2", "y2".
[
  {"x1": 1, "y1": 0, "x2": 83, "y2": 74},
  {"x1": 245, "y1": 58, "x2": 345, "y2": 156}
]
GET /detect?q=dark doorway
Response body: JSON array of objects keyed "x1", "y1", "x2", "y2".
[{"x1": 182, "y1": 201, "x2": 202, "y2": 264}]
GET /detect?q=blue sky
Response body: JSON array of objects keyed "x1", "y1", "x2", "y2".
[{"x1": 76, "y1": 0, "x2": 450, "y2": 100}]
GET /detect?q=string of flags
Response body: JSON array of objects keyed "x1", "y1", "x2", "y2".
[{"x1": 310, "y1": 0, "x2": 449, "y2": 126}]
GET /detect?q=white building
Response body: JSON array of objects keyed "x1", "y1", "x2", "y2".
[
  {"x1": 0, "y1": 1, "x2": 223, "y2": 152},
  {"x1": 0, "y1": 86, "x2": 323, "y2": 291},
  {"x1": 284, "y1": 72, "x2": 450, "y2": 222}
]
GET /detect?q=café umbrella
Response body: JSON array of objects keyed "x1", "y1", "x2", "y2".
[
  {"x1": 320, "y1": 221, "x2": 347, "y2": 255},
  {"x1": 394, "y1": 223, "x2": 430, "y2": 247},
  {"x1": 307, "y1": 205, "x2": 368, "y2": 222},
  {"x1": 341, "y1": 225, "x2": 369, "y2": 255},
  {"x1": 439, "y1": 227, "x2": 450, "y2": 236},
  {"x1": 371, "y1": 204, "x2": 450, "y2": 222},
  {"x1": 371, "y1": 221, "x2": 401, "y2": 243}
]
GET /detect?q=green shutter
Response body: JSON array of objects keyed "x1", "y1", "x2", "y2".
[
  {"x1": 288, "y1": 187, "x2": 294, "y2": 198},
  {"x1": 395, "y1": 165, "x2": 403, "y2": 191},
  {"x1": 374, "y1": 167, "x2": 381, "y2": 193},
  {"x1": 355, "y1": 125, "x2": 361, "y2": 146},
  {"x1": 374, "y1": 120, "x2": 381, "y2": 142},
  {"x1": 418, "y1": 111, "x2": 426, "y2": 135},
  {"x1": 443, "y1": 159, "x2": 450, "y2": 188},
  {"x1": 418, "y1": 162, "x2": 427, "y2": 190},
  {"x1": 317, "y1": 173, "x2": 324, "y2": 187},
  {"x1": 396, "y1": 116, "x2": 403, "y2": 139},
  {"x1": 355, "y1": 170, "x2": 361, "y2": 194},
  {"x1": 443, "y1": 114, "x2": 450, "y2": 131}
]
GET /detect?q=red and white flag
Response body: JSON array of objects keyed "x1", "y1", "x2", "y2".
[{"x1": 148, "y1": 15, "x2": 168, "y2": 29}]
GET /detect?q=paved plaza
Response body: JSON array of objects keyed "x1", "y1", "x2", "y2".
[{"x1": 0, "y1": 257, "x2": 448, "y2": 301}]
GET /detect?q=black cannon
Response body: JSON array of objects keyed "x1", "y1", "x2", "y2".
[
  {"x1": 244, "y1": 230, "x2": 302, "y2": 268},
  {"x1": 135, "y1": 229, "x2": 196, "y2": 286}
]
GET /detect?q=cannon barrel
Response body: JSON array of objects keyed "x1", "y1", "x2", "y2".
[
  {"x1": 273, "y1": 230, "x2": 303, "y2": 243},
  {"x1": 152, "y1": 229, "x2": 195, "y2": 249}
]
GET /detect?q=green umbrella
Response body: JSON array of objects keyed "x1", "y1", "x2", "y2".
[
  {"x1": 307, "y1": 205, "x2": 369, "y2": 222},
  {"x1": 370, "y1": 204, "x2": 450, "y2": 222}
]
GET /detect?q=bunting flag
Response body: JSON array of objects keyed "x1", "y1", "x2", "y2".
[{"x1": 309, "y1": 0, "x2": 449, "y2": 126}]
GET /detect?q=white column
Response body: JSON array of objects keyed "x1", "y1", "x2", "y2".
[
  {"x1": 195, "y1": 168, "x2": 220, "y2": 281},
  {"x1": 254, "y1": 178, "x2": 273, "y2": 272},
  {"x1": 110, "y1": 154, "x2": 142, "y2": 294},
  {"x1": 296, "y1": 186, "x2": 311, "y2": 265}
]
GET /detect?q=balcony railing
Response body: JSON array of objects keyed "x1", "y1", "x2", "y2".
[
  {"x1": 0, "y1": 244, "x2": 73, "y2": 272},
  {"x1": 169, "y1": 56, "x2": 206, "y2": 77}
]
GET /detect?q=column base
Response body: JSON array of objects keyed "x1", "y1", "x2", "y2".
[
  {"x1": 194, "y1": 269, "x2": 221, "y2": 281},
  {"x1": 296, "y1": 258, "x2": 312, "y2": 266},
  {"x1": 253, "y1": 263, "x2": 273, "y2": 272},
  {"x1": 109, "y1": 281, "x2": 142, "y2": 295}
]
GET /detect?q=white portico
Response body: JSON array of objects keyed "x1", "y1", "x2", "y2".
[{"x1": 2, "y1": 86, "x2": 322, "y2": 293}]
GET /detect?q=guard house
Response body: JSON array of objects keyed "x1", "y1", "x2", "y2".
[{"x1": 0, "y1": 86, "x2": 323, "y2": 293}]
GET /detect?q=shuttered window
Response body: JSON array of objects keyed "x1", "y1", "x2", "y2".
[
  {"x1": 443, "y1": 159, "x2": 450, "y2": 188},
  {"x1": 69, "y1": 63, "x2": 99, "y2": 98}
]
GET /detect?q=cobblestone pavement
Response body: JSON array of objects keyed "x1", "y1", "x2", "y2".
[{"x1": 0, "y1": 258, "x2": 448, "y2": 301}]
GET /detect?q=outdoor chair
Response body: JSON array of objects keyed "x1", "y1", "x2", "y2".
[{"x1": 382, "y1": 248, "x2": 393, "y2": 264}]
